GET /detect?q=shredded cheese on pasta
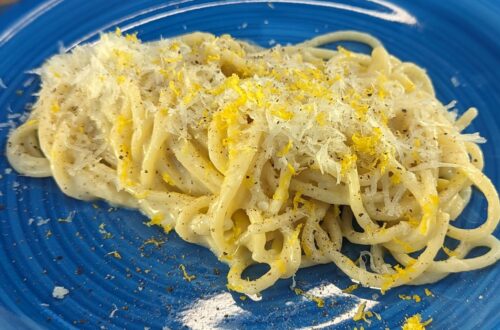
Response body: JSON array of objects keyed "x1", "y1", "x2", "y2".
[{"x1": 6, "y1": 30, "x2": 500, "y2": 294}]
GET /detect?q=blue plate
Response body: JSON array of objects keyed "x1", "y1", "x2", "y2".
[{"x1": 1, "y1": 1, "x2": 499, "y2": 329}]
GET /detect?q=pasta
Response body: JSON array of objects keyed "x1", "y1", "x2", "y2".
[{"x1": 6, "y1": 29, "x2": 499, "y2": 294}]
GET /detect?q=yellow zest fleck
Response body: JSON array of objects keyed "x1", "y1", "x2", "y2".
[
  {"x1": 303, "y1": 104, "x2": 314, "y2": 113},
  {"x1": 341, "y1": 153, "x2": 357, "y2": 176},
  {"x1": 113, "y1": 49, "x2": 133, "y2": 67},
  {"x1": 337, "y1": 46, "x2": 352, "y2": 58},
  {"x1": 159, "y1": 68, "x2": 170, "y2": 78},
  {"x1": 116, "y1": 75, "x2": 126, "y2": 84},
  {"x1": 403, "y1": 79, "x2": 416, "y2": 93},
  {"x1": 163, "y1": 56, "x2": 182, "y2": 64},
  {"x1": 402, "y1": 314, "x2": 432, "y2": 330},
  {"x1": 176, "y1": 70, "x2": 184, "y2": 82},
  {"x1": 25, "y1": 119, "x2": 38, "y2": 126},
  {"x1": 169, "y1": 80, "x2": 180, "y2": 96},
  {"x1": 182, "y1": 92, "x2": 194, "y2": 105},
  {"x1": 207, "y1": 54, "x2": 221, "y2": 62},
  {"x1": 51, "y1": 102, "x2": 60, "y2": 113},
  {"x1": 161, "y1": 172, "x2": 175, "y2": 186},
  {"x1": 125, "y1": 32, "x2": 139, "y2": 43},
  {"x1": 133, "y1": 190, "x2": 149, "y2": 199},
  {"x1": 315, "y1": 112, "x2": 327, "y2": 126},
  {"x1": 353, "y1": 302, "x2": 372, "y2": 322},
  {"x1": 413, "y1": 294, "x2": 421, "y2": 303},
  {"x1": 442, "y1": 245, "x2": 457, "y2": 257},
  {"x1": 291, "y1": 223, "x2": 303, "y2": 240},
  {"x1": 277, "y1": 139, "x2": 293, "y2": 157},
  {"x1": 179, "y1": 264, "x2": 196, "y2": 282},
  {"x1": 293, "y1": 288, "x2": 324, "y2": 308},
  {"x1": 381, "y1": 261, "x2": 416, "y2": 293},
  {"x1": 239, "y1": 295, "x2": 247, "y2": 301},
  {"x1": 149, "y1": 213, "x2": 164, "y2": 225},
  {"x1": 292, "y1": 190, "x2": 303, "y2": 212},
  {"x1": 424, "y1": 288, "x2": 434, "y2": 297},
  {"x1": 271, "y1": 106, "x2": 294, "y2": 121},
  {"x1": 406, "y1": 213, "x2": 420, "y2": 227},
  {"x1": 350, "y1": 99, "x2": 369, "y2": 120},
  {"x1": 352, "y1": 127, "x2": 382, "y2": 156},
  {"x1": 169, "y1": 41, "x2": 180, "y2": 51},
  {"x1": 399, "y1": 294, "x2": 412, "y2": 300},
  {"x1": 390, "y1": 169, "x2": 402, "y2": 184},
  {"x1": 162, "y1": 223, "x2": 173, "y2": 233},
  {"x1": 149, "y1": 213, "x2": 174, "y2": 233},
  {"x1": 393, "y1": 238, "x2": 414, "y2": 253},
  {"x1": 115, "y1": 27, "x2": 122, "y2": 36},
  {"x1": 342, "y1": 283, "x2": 359, "y2": 294},
  {"x1": 107, "y1": 251, "x2": 122, "y2": 259}
]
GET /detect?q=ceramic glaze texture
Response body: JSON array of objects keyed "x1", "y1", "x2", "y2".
[{"x1": 0, "y1": 1, "x2": 499, "y2": 329}]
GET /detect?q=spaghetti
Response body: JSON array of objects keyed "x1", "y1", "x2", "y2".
[{"x1": 7, "y1": 30, "x2": 500, "y2": 294}]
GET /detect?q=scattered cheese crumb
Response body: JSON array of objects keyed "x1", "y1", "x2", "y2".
[
  {"x1": 99, "y1": 223, "x2": 113, "y2": 239},
  {"x1": 107, "y1": 251, "x2": 122, "y2": 259},
  {"x1": 143, "y1": 237, "x2": 165, "y2": 248},
  {"x1": 179, "y1": 264, "x2": 196, "y2": 282},
  {"x1": 37, "y1": 218, "x2": 50, "y2": 226},
  {"x1": 52, "y1": 286, "x2": 69, "y2": 299},
  {"x1": 109, "y1": 304, "x2": 119, "y2": 318},
  {"x1": 342, "y1": 283, "x2": 359, "y2": 294},
  {"x1": 353, "y1": 302, "x2": 373, "y2": 323},
  {"x1": 293, "y1": 287, "x2": 324, "y2": 308},
  {"x1": 399, "y1": 294, "x2": 421, "y2": 303},
  {"x1": 58, "y1": 210, "x2": 76, "y2": 223},
  {"x1": 290, "y1": 274, "x2": 297, "y2": 290},
  {"x1": 424, "y1": 288, "x2": 433, "y2": 297},
  {"x1": 451, "y1": 76, "x2": 460, "y2": 87}
]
